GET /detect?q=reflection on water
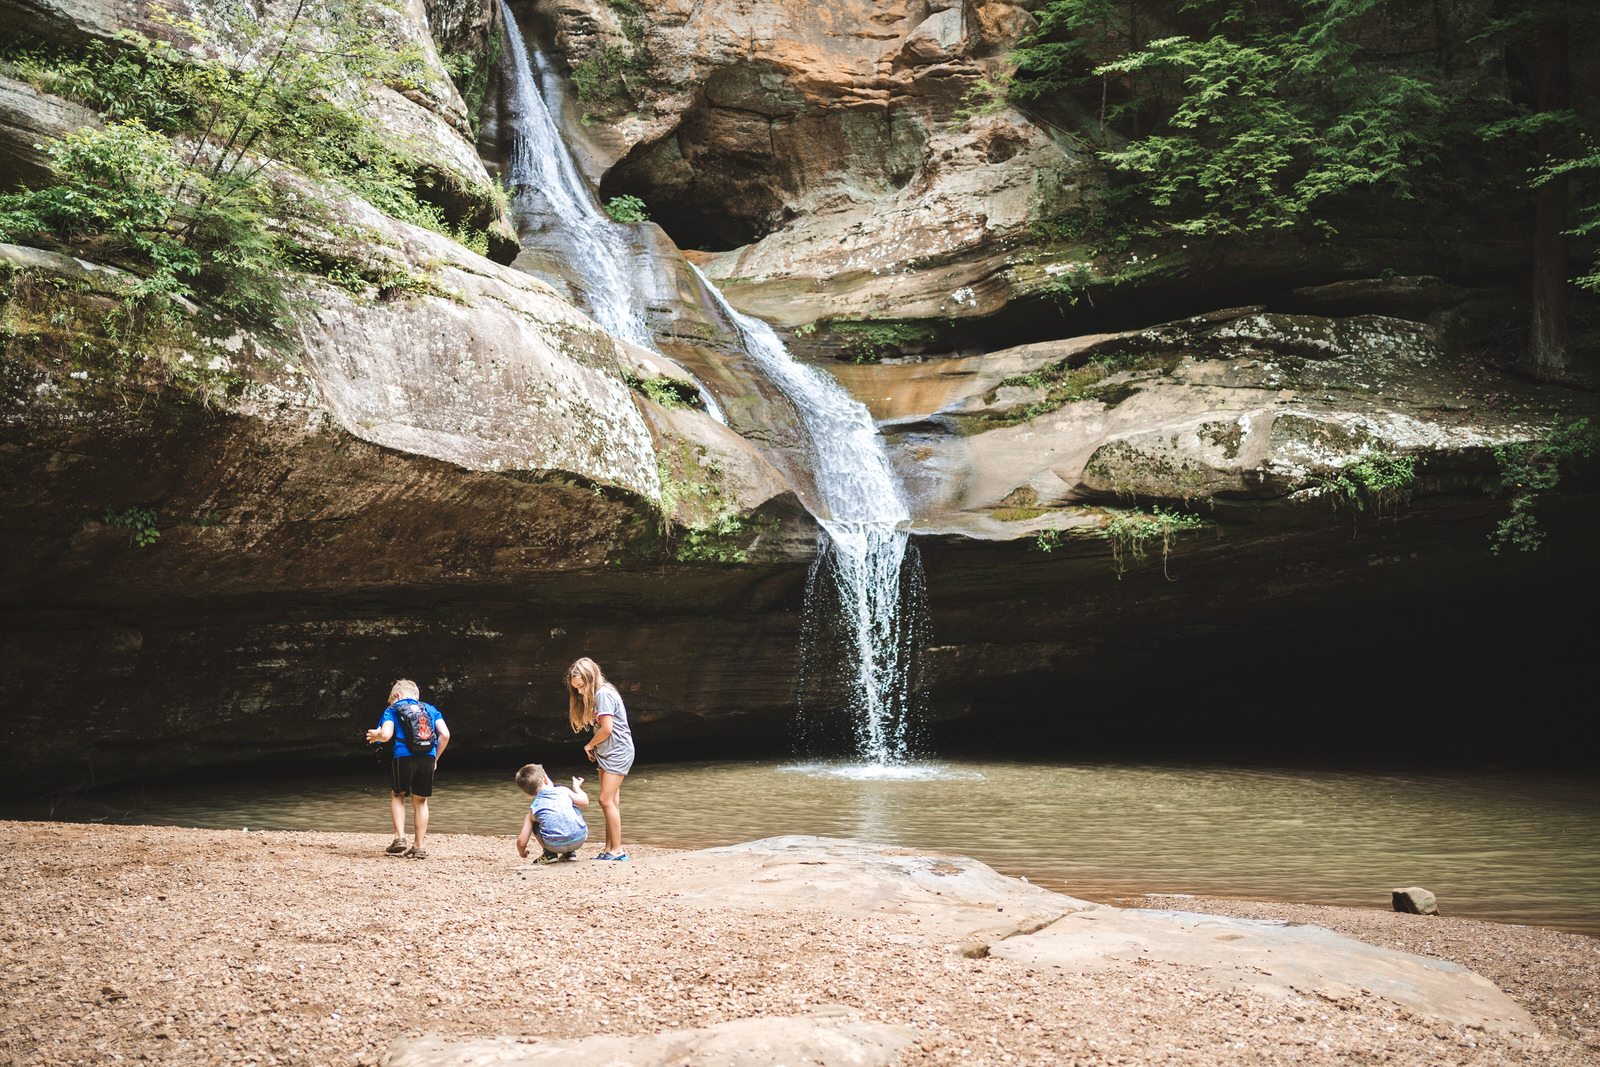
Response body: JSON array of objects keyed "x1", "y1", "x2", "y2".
[{"x1": 7, "y1": 759, "x2": 1597, "y2": 934}]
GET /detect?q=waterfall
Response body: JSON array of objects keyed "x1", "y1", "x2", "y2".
[
  {"x1": 498, "y1": 2, "x2": 922, "y2": 763},
  {"x1": 690, "y1": 267, "x2": 925, "y2": 764},
  {"x1": 500, "y1": 2, "x2": 655, "y2": 352}
]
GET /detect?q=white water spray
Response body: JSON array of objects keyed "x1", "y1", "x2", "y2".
[
  {"x1": 500, "y1": 3, "x2": 656, "y2": 351},
  {"x1": 690, "y1": 268, "x2": 923, "y2": 764},
  {"x1": 499, "y1": 3, "x2": 921, "y2": 762}
]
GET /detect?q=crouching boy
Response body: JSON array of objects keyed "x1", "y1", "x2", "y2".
[{"x1": 515, "y1": 763, "x2": 589, "y2": 862}]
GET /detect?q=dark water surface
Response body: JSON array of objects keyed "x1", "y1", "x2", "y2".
[{"x1": 7, "y1": 760, "x2": 1596, "y2": 935}]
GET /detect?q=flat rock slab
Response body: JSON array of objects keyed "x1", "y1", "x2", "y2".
[
  {"x1": 990, "y1": 908, "x2": 1537, "y2": 1036},
  {"x1": 634, "y1": 835, "x2": 1097, "y2": 945},
  {"x1": 388, "y1": 1010, "x2": 913, "y2": 1067}
]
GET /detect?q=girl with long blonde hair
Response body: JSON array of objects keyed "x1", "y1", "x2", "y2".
[{"x1": 567, "y1": 657, "x2": 634, "y2": 860}]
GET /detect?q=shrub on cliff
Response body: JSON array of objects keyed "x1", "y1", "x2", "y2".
[
  {"x1": 1004, "y1": 0, "x2": 1600, "y2": 378},
  {"x1": 1007, "y1": 0, "x2": 1449, "y2": 238},
  {"x1": 0, "y1": 2, "x2": 484, "y2": 319}
]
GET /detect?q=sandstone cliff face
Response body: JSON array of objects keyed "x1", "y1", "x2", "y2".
[
  {"x1": 2, "y1": 0, "x2": 1597, "y2": 797},
  {"x1": 0, "y1": 0, "x2": 825, "y2": 794},
  {"x1": 518, "y1": 0, "x2": 1537, "y2": 356},
  {"x1": 515, "y1": 0, "x2": 1058, "y2": 331}
]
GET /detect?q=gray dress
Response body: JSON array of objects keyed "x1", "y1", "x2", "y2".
[{"x1": 593, "y1": 686, "x2": 635, "y2": 775}]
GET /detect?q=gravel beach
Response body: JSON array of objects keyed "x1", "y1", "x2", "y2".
[{"x1": 4, "y1": 822, "x2": 1594, "y2": 1066}]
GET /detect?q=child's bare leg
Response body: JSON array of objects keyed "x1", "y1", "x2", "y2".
[
  {"x1": 598, "y1": 770, "x2": 624, "y2": 854},
  {"x1": 390, "y1": 793, "x2": 407, "y2": 839},
  {"x1": 412, "y1": 796, "x2": 430, "y2": 849}
]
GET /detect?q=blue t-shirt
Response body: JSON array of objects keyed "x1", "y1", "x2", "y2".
[
  {"x1": 531, "y1": 786, "x2": 587, "y2": 845},
  {"x1": 378, "y1": 700, "x2": 444, "y2": 759}
]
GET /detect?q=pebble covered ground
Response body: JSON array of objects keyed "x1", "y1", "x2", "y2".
[
  {"x1": 1131, "y1": 894, "x2": 1600, "y2": 1060},
  {"x1": 3, "y1": 822, "x2": 1594, "y2": 1067}
]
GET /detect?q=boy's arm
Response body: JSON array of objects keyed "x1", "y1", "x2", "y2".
[
  {"x1": 516, "y1": 810, "x2": 534, "y2": 858},
  {"x1": 564, "y1": 779, "x2": 589, "y2": 807},
  {"x1": 433, "y1": 718, "x2": 449, "y2": 761},
  {"x1": 365, "y1": 715, "x2": 395, "y2": 744}
]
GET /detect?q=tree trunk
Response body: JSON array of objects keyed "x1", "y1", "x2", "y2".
[{"x1": 1527, "y1": 13, "x2": 1568, "y2": 378}]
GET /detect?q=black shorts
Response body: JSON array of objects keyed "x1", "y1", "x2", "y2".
[{"x1": 391, "y1": 754, "x2": 436, "y2": 797}]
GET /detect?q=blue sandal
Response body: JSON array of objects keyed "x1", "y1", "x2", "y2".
[{"x1": 595, "y1": 852, "x2": 629, "y2": 861}]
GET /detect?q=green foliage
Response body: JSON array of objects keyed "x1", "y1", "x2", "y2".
[
  {"x1": 103, "y1": 505, "x2": 160, "y2": 547},
  {"x1": 1537, "y1": 139, "x2": 1600, "y2": 294},
  {"x1": 605, "y1": 195, "x2": 650, "y2": 223},
  {"x1": 441, "y1": 25, "x2": 503, "y2": 135},
  {"x1": 674, "y1": 510, "x2": 757, "y2": 563},
  {"x1": 1312, "y1": 454, "x2": 1417, "y2": 520},
  {"x1": 0, "y1": 7, "x2": 486, "y2": 321},
  {"x1": 654, "y1": 447, "x2": 761, "y2": 563},
  {"x1": 0, "y1": 121, "x2": 200, "y2": 298},
  {"x1": 1035, "y1": 528, "x2": 1062, "y2": 553},
  {"x1": 1487, "y1": 419, "x2": 1598, "y2": 555},
  {"x1": 623, "y1": 369, "x2": 697, "y2": 408},
  {"x1": 572, "y1": 44, "x2": 644, "y2": 107},
  {"x1": 827, "y1": 320, "x2": 938, "y2": 364},
  {"x1": 6, "y1": 41, "x2": 195, "y2": 130},
  {"x1": 1101, "y1": 506, "x2": 1207, "y2": 578},
  {"x1": 1008, "y1": 0, "x2": 1446, "y2": 238}
]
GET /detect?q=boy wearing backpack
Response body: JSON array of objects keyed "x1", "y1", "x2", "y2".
[{"x1": 365, "y1": 679, "x2": 450, "y2": 859}]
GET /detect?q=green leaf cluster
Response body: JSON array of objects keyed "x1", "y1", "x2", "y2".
[
  {"x1": 103, "y1": 505, "x2": 160, "y2": 547},
  {"x1": 622, "y1": 369, "x2": 697, "y2": 408},
  {"x1": 1487, "y1": 419, "x2": 1597, "y2": 554},
  {"x1": 0, "y1": 5, "x2": 485, "y2": 320},
  {"x1": 1311, "y1": 454, "x2": 1417, "y2": 519},
  {"x1": 654, "y1": 445, "x2": 764, "y2": 564},
  {"x1": 1010, "y1": 0, "x2": 1444, "y2": 238},
  {"x1": 1101, "y1": 506, "x2": 1208, "y2": 578},
  {"x1": 605, "y1": 195, "x2": 650, "y2": 224},
  {"x1": 826, "y1": 320, "x2": 939, "y2": 364}
]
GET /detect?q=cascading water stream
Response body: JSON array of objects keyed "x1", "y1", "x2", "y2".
[
  {"x1": 498, "y1": 2, "x2": 922, "y2": 763},
  {"x1": 499, "y1": 1, "x2": 654, "y2": 352},
  {"x1": 689, "y1": 267, "x2": 924, "y2": 764},
  {"x1": 499, "y1": 1, "x2": 727, "y2": 423}
]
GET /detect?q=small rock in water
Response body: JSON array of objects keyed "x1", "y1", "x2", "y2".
[{"x1": 1391, "y1": 886, "x2": 1438, "y2": 915}]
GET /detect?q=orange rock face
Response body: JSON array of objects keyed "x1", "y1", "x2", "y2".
[{"x1": 519, "y1": 0, "x2": 1059, "y2": 320}]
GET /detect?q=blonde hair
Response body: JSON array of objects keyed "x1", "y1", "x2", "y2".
[
  {"x1": 566, "y1": 657, "x2": 611, "y2": 733},
  {"x1": 390, "y1": 678, "x2": 420, "y2": 702},
  {"x1": 516, "y1": 763, "x2": 548, "y2": 796}
]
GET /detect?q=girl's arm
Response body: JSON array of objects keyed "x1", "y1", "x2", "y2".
[
  {"x1": 583, "y1": 717, "x2": 613, "y2": 761},
  {"x1": 565, "y1": 777, "x2": 589, "y2": 806},
  {"x1": 516, "y1": 810, "x2": 534, "y2": 858}
]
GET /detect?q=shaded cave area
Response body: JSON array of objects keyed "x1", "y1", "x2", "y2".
[{"x1": 599, "y1": 119, "x2": 794, "y2": 254}]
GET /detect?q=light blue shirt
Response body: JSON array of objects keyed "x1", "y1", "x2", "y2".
[{"x1": 532, "y1": 786, "x2": 587, "y2": 845}]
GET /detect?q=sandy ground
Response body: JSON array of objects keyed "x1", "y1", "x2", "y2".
[{"x1": 3, "y1": 822, "x2": 1596, "y2": 1067}]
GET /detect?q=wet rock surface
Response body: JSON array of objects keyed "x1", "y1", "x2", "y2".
[{"x1": 4, "y1": 824, "x2": 1592, "y2": 1067}]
